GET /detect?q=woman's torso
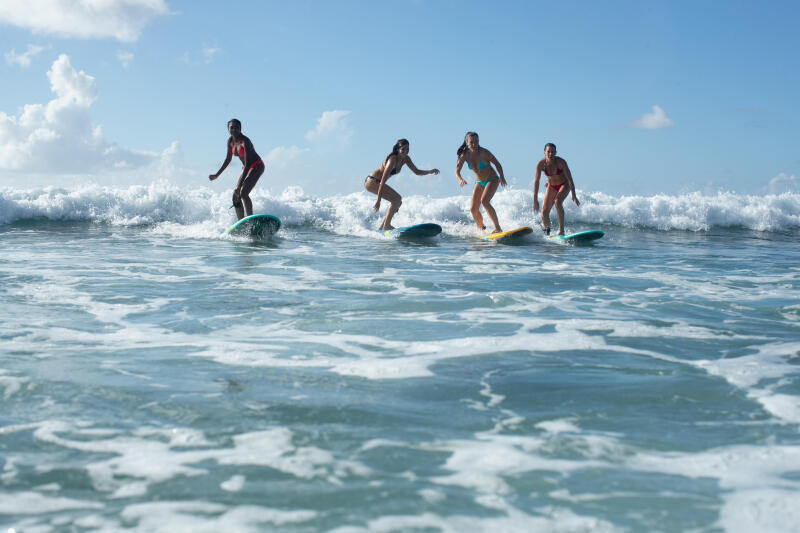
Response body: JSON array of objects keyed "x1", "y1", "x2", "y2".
[
  {"x1": 464, "y1": 148, "x2": 496, "y2": 180},
  {"x1": 230, "y1": 135, "x2": 260, "y2": 163},
  {"x1": 369, "y1": 155, "x2": 404, "y2": 181},
  {"x1": 540, "y1": 156, "x2": 566, "y2": 186}
]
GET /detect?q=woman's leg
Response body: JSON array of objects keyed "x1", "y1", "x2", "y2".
[
  {"x1": 365, "y1": 179, "x2": 403, "y2": 230},
  {"x1": 540, "y1": 185, "x2": 557, "y2": 233},
  {"x1": 240, "y1": 164, "x2": 265, "y2": 218},
  {"x1": 469, "y1": 185, "x2": 486, "y2": 230},
  {"x1": 234, "y1": 164, "x2": 265, "y2": 219},
  {"x1": 480, "y1": 179, "x2": 502, "y2": 233},
  {"x1": 553, "y1": 185, "x2": 571, "y2": 235}
]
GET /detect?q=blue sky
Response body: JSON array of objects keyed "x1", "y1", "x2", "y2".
[{"x1": 1, "y1": 0, "x2": 798, "y2": 197}]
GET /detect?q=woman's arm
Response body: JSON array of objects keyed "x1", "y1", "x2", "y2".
[
  {"x1": 563, "y1": 159, "x2": 580, "y2": 206},
  {"x1": 209, "y1": 138, "x2": 233, "y2": 180},
  {"x1": 454, "y1": 155, "x2": 467, "y2": 187},
  {"x1": 405, "y1": 157, "x2": 440, "y2": 176},
  {"x1": 533, "y1": 161, "x2": 543, "y2": 212},
  {"x1": 485, "y1": 149, "x2": 507, "y2": 187}
]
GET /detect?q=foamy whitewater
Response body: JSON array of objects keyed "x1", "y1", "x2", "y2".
[{"x1": 2, "y1": 182, "x2": 799, "y2": 532}]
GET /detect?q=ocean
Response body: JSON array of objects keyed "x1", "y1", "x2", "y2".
[{"x1": 1, "y1": 182, "x2": 799, "y2": 532}]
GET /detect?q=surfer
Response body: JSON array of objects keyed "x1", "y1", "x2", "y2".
[
  {"x1": 208, "y1": 119, "x2": 265, "y2": 221},
  {"x1": 366, "y1": 139, "x2": 440, "y2": 230},
  {"x1": 533, "y1": 143, "x2": 580, "y2": 235},
  {"x1": 455, "y1": 132, "x2": 507, "y2": 233}
]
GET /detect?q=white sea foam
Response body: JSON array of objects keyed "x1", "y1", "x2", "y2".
[
  {"x1": 220, "y1": 475, "x2": 246, "y2": 492},
  {"x1": 329, "y1": 507, "x2": 620, "y2": 533},
  {"x1": 15, "y1": 420, "x2": 370, "y2": 496},
  {"x1": 2, "y1": 182, "x2": 799, "y2": 232},
  {"x1": 120, "y1": 502, "x2": 316, "y2": 532},
  {"x1": 0, "y1": 490, "x2": 104, "y2": 514},
  {"x1": 629, "y1": 443, "x2": 800, "y2": 533},
  {"x1": 693, "y1": 342, "x2": 800, "y2": 424},
  {"x1": 0, "y1": 370, "x2": 28, "y2": 399},
  {"x1": 536, "y1": 419, "x2": 581, "y2": 434}
]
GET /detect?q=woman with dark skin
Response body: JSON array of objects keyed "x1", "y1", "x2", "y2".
[
  {"x1": 208, "y1": 119, "x2": 265, "y2": 221},
  {"x1": 365, "y1": 139, "x2": 440, "y2": 230},
  {"x1": 533, "y1": 143, "x2": 580, "y2": 235},
  {"x1": 455, "y1": 132, "x2": 507, "y2": 233}
]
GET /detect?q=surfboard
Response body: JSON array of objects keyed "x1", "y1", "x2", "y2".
[
  {"x1": 483, "y1": 226, "x2": 533, "y2": 243},
  {"x1": 226, "y1": 214, "x2": 281, "y2": 238},
  {"x1": 377, "y1": 223, "x2": 442, "y2": 239},
  {"x1": 550, "y1": 230, "x2": 604, "y2": 243}
]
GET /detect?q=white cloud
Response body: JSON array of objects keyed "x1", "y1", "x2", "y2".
[
  {"x1": 0, "y1": 0, "x2": 169, "y2": 42},
  {"x1": 202, "y1": 46, "x2": 220, "y2": 64},
  {"x1": 305, "y1": 110, "x2": 352, "y2": 142},
  {"x1": 768, "y1": 173, "x2": 799, "y2": 194},
  {"x1": 4, "y1": 44, "x2": 45, "y2": 67},
  {"x1": 0, "y1": 53, "x2": 169, "y2": 174},
  {"x1": 264, "y1": 146, "x2": 309, "y2": 170},
  {"x1": 117, "y1": 50, "x2": 134, "y2": 69},
  {"x1": 630, "y1": 105, "x2": 674, "y2": 130}
]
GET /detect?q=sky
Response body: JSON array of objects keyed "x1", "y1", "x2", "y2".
[{"x1": 1, "y1": 0, "x2": 799, "y2": 198}]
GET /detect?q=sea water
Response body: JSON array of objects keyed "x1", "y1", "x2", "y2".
[{"x1": 1, "y1": 182, "x2": 799, "y2": 532}]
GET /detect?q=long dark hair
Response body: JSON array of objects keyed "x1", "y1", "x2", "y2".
[
  {"x1": 457, "y1": 131, "x2": 478, "y2": 156},
  {"x1": 384, "y1": 138, "x2": 409, "y2": 165}
]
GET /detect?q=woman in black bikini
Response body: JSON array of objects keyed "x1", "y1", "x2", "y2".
[
  {"x1": 533, "y1": 143, "x2": 580, "y2": 235},
  {"x1": 209, "y1": 119, "x2": 265, "y2": 221},
  {"x1": 366, "y1": 139, "x2": 440, "y2": 231}
]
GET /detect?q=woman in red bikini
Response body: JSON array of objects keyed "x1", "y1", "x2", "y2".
[
  {"x1": 533, "y1": 143, "x2": 580, "y2": 235},
  {"x1": 366, "y1": 138, "x2": 440, "y2": 231},
  {"x1": 208, "y1": 119, "x2": 265, "y2": 221}
]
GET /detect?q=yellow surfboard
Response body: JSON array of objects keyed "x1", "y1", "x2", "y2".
[{"x1": 482, "y1": 226, "x2": 533, "y2": 243}]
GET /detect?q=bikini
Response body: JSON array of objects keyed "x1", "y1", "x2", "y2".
[
  {"x1": 543, "y1": 164, "x2": 566, "y2": 192},
  {"x1": 468, "y1": 157, "x2": 499, "y2": 187},
  {"x1": 366, "y1": 163, "x2": 401, "y2": 183},
  {"x1": 232, "y1": 141, "x2": 263, "y2": 170}
]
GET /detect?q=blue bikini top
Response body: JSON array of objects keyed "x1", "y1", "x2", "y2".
[{"x1": 467, "y1": 158, "x2": 487, "y2": 171}]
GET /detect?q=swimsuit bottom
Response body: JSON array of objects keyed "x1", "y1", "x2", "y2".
[
  {"x1": 243, "y1": 160, "x2": 264, "y2": 171},
  {"x1": 366, "y1": 175, "x2": 380, "y2": 182},
  {"x1": 547, "y1": 182, "x2": 568, "y2": 192},
  {"x1": 476, "y1": 176, "x2": 499, "y2": 187}
]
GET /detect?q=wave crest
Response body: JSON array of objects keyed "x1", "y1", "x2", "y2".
[{"x1": 2, "y1": 182, "x2": 798, "y2": 233}]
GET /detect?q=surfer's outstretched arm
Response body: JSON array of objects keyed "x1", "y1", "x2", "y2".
[
  {"x1": 405, "y1": 157, "x2": 440, "y2": 177},
  {"x1": 209, "y1": 137, "x2": 233, "y2": 181}
]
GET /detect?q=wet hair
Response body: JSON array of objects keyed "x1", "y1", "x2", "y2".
[
  {"x1": 384, "y1": 138, "x2": 409, "y2": 164},
  {"x1": 544, "y1": 142, "x2": 557, "y2": 152},
  {"x1": 457, "y1": 132, "x2": 479, "y2": 156},
  {"x1": 228, "y1": 118, "x2": 242, "y2": 129}
]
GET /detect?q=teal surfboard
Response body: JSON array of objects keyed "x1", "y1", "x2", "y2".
[
  {"x1": 226, "y1": 214, "x2": 281, "y2": 238},
  {"x1": 483, "y1": 226, "x2": 533, "y2": 243},
  {"x1": 550, "y1": 230, "x2": 604, "y2": 243},
  {"x1": 378, "y1": 223, "x2": 442, "y2": 239}
]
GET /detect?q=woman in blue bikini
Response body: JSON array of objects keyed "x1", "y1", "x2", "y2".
[
  {"x1": 533, "y1": 143, "x2": 580, "y2": 235},
  {"x1": 455, "y1": 132, "x2": 507, "y2": 233}
]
